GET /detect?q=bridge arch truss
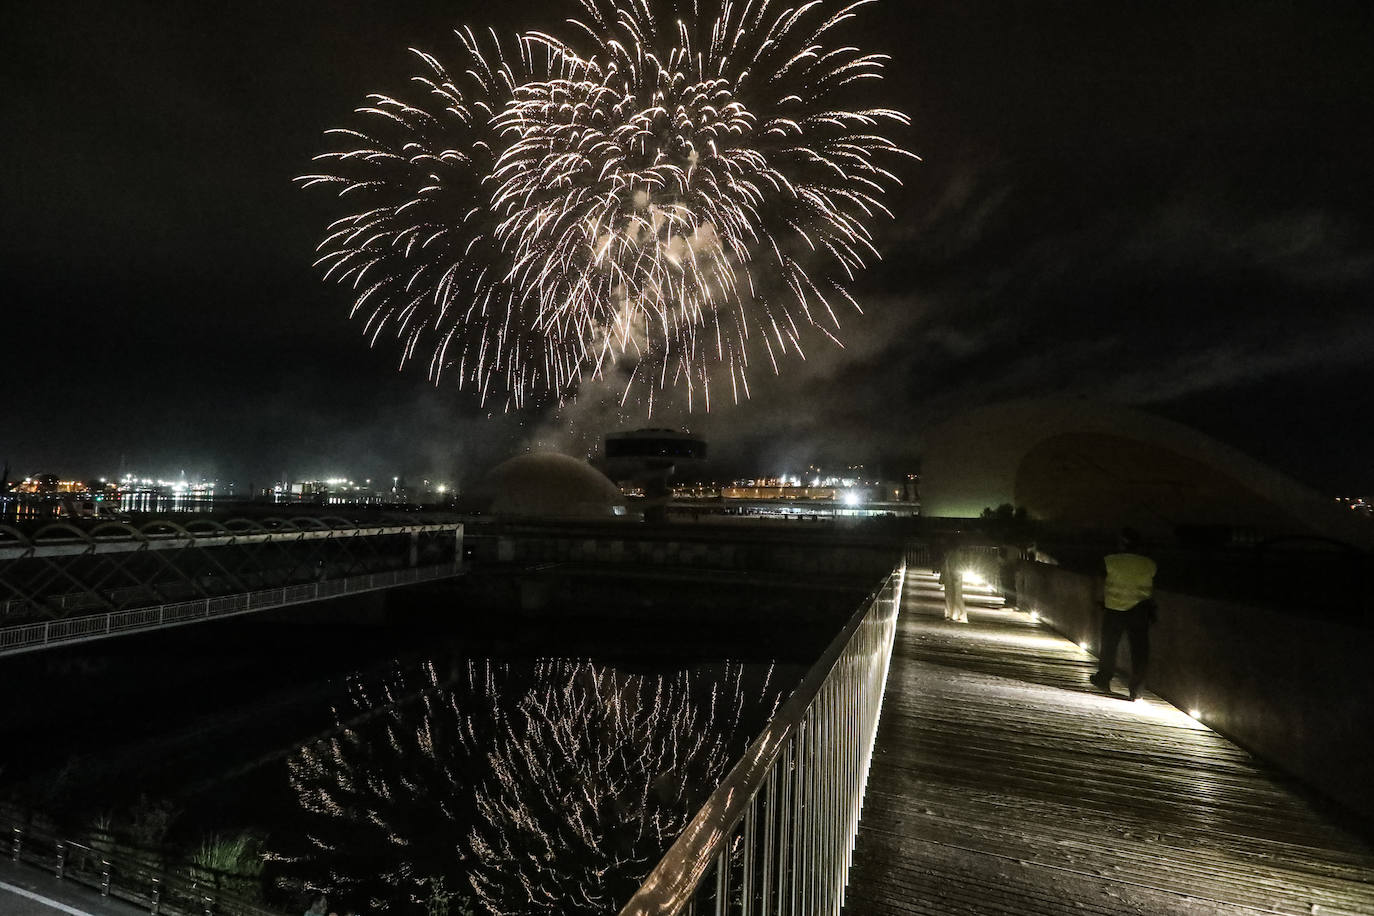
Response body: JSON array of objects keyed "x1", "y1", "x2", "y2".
[{"x1": 0, "y1": 517, "x2": 462, "y2": 656}]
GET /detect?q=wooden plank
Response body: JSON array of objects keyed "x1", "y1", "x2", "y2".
[{"x1": 844, "y1": 571, "x2": 1374, "y2": 915}]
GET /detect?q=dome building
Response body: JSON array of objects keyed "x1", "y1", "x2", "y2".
[
  {"x1": 479, "y1": 452, "x2": 628, "y2": 520},
  {"x1": 920, "y1": 399, "x2": 1372, "y2": 547}
]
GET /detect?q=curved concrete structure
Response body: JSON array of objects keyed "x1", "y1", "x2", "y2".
[
  {"x1": 481, "y1": 452, "x2": 627, "y2": 520},
  {"x1": 921, "y1": 399, "x2": 1371, "y2": 545}
]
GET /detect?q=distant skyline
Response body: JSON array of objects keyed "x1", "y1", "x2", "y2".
[{"x1": 4, "y1": 1, "x2": 1373, "y2": 492}]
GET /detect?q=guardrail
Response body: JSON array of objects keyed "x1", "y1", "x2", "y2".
[
  {"x1": 2, "y1": 816, "x2": 283, "y2": 916},
  {"x1": 617, "y1": 561, "x2": 905, "y2": 916},
  {"x1": 0, "y1": 519, "x2": 463, "y2": 561},
  {"x1": 0, "y1": 562, "x2": 461, "y2": 657}
]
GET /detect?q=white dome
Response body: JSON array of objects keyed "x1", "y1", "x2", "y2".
[
  {"x1": 481, "y1": 452, "x2": 626, "y2": 519},
  {"x1": 920, "y1": 398, "x2": 1373, "y2": 547}
]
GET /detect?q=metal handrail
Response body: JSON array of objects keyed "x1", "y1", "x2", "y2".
[
  {"x1": 618, "y1": 559, "x2": 905, "y2": 916},
  {"x1": 0, "y1": 561, "x2": 461, "y2": 656},
  {"x1": 0, "y1": 520, "x2": 461, "y2": 560},
  {"x1": 3, "y1": 815, "x2": 284, "y2": 916}
]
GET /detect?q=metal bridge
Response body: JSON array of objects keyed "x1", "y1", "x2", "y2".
[
  {"x1": 0, "y1": 515, "x2": 463, "y2": 657},
  {"x1": 615, "y1": 551, "x2": 1374, "y2": 916},
  {"x1": 2, "y1": 529, "x2": 1372, "y2": 916}
]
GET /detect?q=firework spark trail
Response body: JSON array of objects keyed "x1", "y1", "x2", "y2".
[
  {"x1": 300, "y1": 0, "x2": 914, "y2": 413},
  {"x1": 283, "y1": 658, "x2": 781, "y2": 915}
]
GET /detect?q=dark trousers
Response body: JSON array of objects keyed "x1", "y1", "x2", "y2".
[
  {"x1": 999, "y1": 563, "x2": 1017, "y2": 607},
  {"x1": 1096, "y1": 603, "x2": 1151, "y2": 692}
]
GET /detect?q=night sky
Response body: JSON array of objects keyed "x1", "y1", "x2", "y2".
[{"x1": 4, "y1": 1, "x2": 1372, "y2": 492}]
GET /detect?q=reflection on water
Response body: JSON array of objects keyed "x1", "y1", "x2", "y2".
[
  {"x1": 279, "y1": 657, "x2": 782, "y2": 915},
  {"x1": 0, "y1": 493, "x2": 219, "y2": 521},
  {"x1": 116, "y1": 493, "x2": 218, "y2": 514},
  {"x1": 0, "y1": 497, "x2": 64, "y2": 521}
]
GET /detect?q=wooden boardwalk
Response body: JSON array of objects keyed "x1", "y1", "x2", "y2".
[{"x1": 844, "y1": 570, "x2": 1374, "y2": 916}]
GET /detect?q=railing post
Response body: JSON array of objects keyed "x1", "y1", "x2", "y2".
[
  {"x1": 714, "y1": 846, "x2": 729, "y2": 916},
  {"x1": 806, "y1": 708, "x2": 818, "y2": 916},
  {"x1": 55, "y1": 840, "x2": 66, "y2": 878},
  {"x1": 788, "y1": 732, "x2": 801, "y2": 916},
  {"x1": 150, "y1": 877, "x2": 162, "y2": 915},
  {"x1": 822, "y1": 697, "x2": 831, "y2": 914},
  {"x1": 101, "y1": 860, "x2": 112, "y2": 896},
  {"x1": 741, "y1": 796, "x2": 756, "y2": 916},
  {"x1": 762, "y1": 770, "x2": 776, "y2": 915},
  {"x1": 11, "y1": 825, "x2": 20, "y2": 861}
]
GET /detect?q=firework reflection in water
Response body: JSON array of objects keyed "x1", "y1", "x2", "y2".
[
  {"x1": 283, "y1": 658, "x2": 782, "y2": 914},
  {"x1": 300, "y1": 0, "x2": 915, "y2": 411}
]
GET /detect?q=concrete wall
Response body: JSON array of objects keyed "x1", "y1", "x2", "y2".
[{"x1": 1018, "y1": 561, "x2": 1374, "y2": 824}]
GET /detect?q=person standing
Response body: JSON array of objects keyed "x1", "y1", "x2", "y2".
[
  {"x1": 998, "y1": 544, "x2": 1019, "y2": 610},
  {"x1": 941, "y1": 542, "x2": 968, "y2": 622},
  {"x1": 1089, "y1": 528, "x2": 1157, "y2": 700}
]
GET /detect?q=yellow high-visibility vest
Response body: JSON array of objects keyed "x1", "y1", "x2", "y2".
[{"x1": 1104, "y1": 552, "x2": 1157, "y2": 611}]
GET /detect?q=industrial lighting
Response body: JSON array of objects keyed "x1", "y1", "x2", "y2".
[
  {"x1": 1029, "y1": 610, "x2": 1040, "y2": 623},
  {"x1": 1078, "y1": 641, "x2": 1090, "y2": 651},
  {"x1": 1189, "y1": 709, "x2": 1201, "y2": 719},
  {"x1": 961, "y1": 569, "x2": 985, "y2": 586}
]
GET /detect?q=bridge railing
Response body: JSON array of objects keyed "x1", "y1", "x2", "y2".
[
  {"x1": 3, "y1": 812, "x2": 284, "y2": 916},
  {"x1": 0, "y1": 518, "x2": 463, "y2": 621},
  {"x1": 617, "y1": 560, "x2": 904, "y2": 916},
  {"x1": 0, "y1": 563, "x2": 459, "y2": 657}
]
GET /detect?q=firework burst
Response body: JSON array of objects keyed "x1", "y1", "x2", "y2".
[{"x1": 300, "y1": 0, "x2": 913, "y2": 411}]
